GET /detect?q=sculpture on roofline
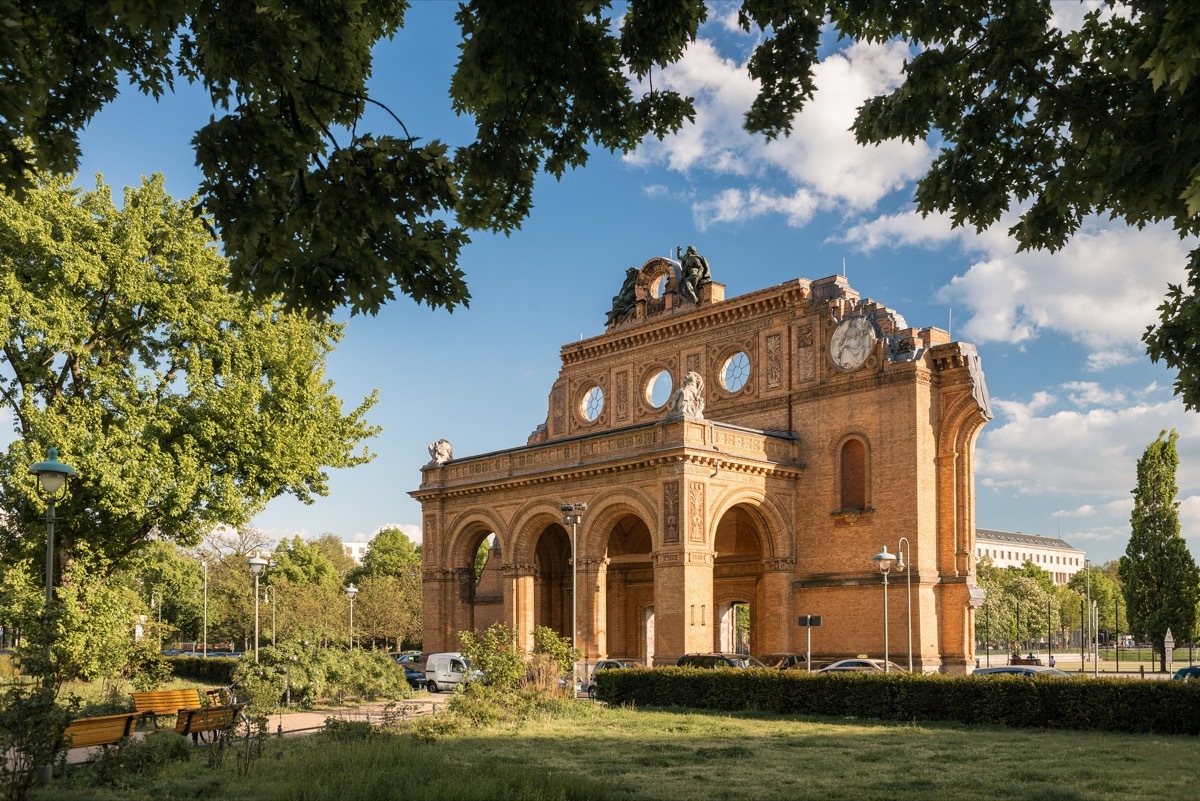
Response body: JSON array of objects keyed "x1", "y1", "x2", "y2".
[
  {"x1": 666, "y1": 371, "x2": 705, "y2": 420},
  {"x1": 607, "y1": 266, "x2": 639, "y2": 325},
  {"x1": 427, "y1": 438, "x2": 453, "y2": 466},
  {"x1": 676, "y1": 245, "x2": 711, "y2": 304}
]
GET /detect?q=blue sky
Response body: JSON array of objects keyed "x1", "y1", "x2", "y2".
[{"x1": 62, "y1": 2, "x2": 1198, "y2": 566}]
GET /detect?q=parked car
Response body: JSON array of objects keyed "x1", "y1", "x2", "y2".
[
  {"x1": 394, "y1": 652, "x2": 425, "y2": 666},
  {"x1": 676, "y1": 653, "x2": 766, "y2": 669},
  {"x1": 1172, "y1": 665, "x2": 1200, "y2": 681},
  {"x1": 973, "y1": 665, "x2": 1074, "y2": 678},
  {"x1": 817, "y1": 658, "x2": 906, "y2": 673},
  {"x1": 758, "y1": 653, "x2": 826, "y2": 671},
  {"x1": 587, "y1": 658, "x2": 644, "y2": 699}
]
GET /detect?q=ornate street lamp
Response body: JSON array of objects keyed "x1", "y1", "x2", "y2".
[
  {"x1": 247, "y1": 552, "x2": 269, "y2": 662},
  {"x1": 28, "y1": 448, "x2": 77, "y2": 664},
  {"x1": 345, "y1": 584, "x2": 359, "y2": 648},
  {"x1": 873, "y1": 545, "x2": 897, "y2": 672},
  {"x1": 561, "y1": 502, "x2": 587, "y2": 694}
]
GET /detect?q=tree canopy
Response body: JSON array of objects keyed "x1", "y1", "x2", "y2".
[
  {"x1": 7, "y1": 2, "x2": 1199, "y2": 402},
  {"x1": 1120, "y1": 430, "x2": 1199, "y2": 667},
  {"x1": 0, "y1": 173, "x2": 379, "y2": 575}
]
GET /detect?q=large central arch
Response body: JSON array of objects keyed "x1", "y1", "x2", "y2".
[
  {"x1": 713, "y1": 504, "x2": 767, "y2": 654},
  {"x1": 602, "y1": 514, "x2": 654, "y2": 661}
]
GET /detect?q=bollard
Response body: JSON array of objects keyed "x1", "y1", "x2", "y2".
[{"x1": 1140, "y1": 664, "x2": 1144, "y2": 678}]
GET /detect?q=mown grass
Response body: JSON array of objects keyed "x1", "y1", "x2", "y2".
[{"x1": 34, "y1": 703, "x2": 1200, "y2": 801}]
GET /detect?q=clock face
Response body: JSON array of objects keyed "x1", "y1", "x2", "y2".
[{"x1": 830, "y1": 317, "x2": 875, "y2": 371}]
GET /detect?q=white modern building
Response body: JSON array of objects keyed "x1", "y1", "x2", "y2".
[
  {"x1": 976, "y1": 528, "x2": 1086, "y2": 585},
  {"x1": 342, "y1": 541, "x2": 369, "y2": 565}
]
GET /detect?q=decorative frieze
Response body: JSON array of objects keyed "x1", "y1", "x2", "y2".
[
  {"x1": 688, "y1": 481, "x2": 706, "y2": 543},
  {"x1": 663, "y1": 482, "x2": 680, "y2": 543},
  {"x1": 766, "y1": 333, "x2": 782, "y2": 389}
]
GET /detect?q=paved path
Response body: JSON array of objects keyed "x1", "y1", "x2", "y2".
[{"x1": 64, "y1": 692, "x2": 448, "y2": 766}]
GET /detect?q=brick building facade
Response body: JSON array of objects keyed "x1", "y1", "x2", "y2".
[{"x1": 413, "y1": 254, "x2": 993, "y2": 672}]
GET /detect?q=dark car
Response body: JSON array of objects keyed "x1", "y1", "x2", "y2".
[
  {"x1": 973, "y1": 665, "x2": 1074, "y2": 678},
  {"x1": 1173, "y1": 665, "x2": 1200, "y2": 681},
  {"x1": 676, "y1": 653, "x2": 766, "y2": 669},
  {"x1": 395, "y1": 652, "x2": 428, "y2": 688},
  {"x1": 587, "y1": 658, "x2": 644, "y2": 699},
  {"x1": 758, "y1": 653, "x2": 827, "y2": 671}
]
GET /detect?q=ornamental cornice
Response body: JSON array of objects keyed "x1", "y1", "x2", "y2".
[{"x1": 562, "y1": 283, "x2": 808, "y2": 365}]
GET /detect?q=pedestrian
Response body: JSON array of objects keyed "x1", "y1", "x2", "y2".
[{"x1": 1049, "y1": 655, "x2": 1056, "y2": 668}]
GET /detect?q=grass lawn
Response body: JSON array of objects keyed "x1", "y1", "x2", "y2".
[{"x1": 34, "y1": 701, "x2": 1200, "y2": 801}]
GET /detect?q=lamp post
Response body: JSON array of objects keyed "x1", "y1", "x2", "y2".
[
  {"x1": 263, "y1": 585, "x2": 277, "y2": 647},
  {"x1": 28, "y1": 448, "x2": 78, "y2": 666},
  {"x1": 345, "y1": 584, "x2": 358, "y2": 648},
  {"x1": 202, "y1": 559, "x2": 208, "y2": 658},
  {"x1": 561, "y1": 502, "x2": 587, "y2": 693},
  {"x1": 1084, "y1": 558, "x2": 1091, "y2": 667},
  {"x1": 247, "y1": 552, "x2": 268, "y2": 662},
  {"x1": 895, "y1": 537, "x2": 913, "y2": 672},
  {"x1": 150, "y1": 590, "x2": 162, "y2": 649},
  {"x1": 873, "y1": 545, "x2": 897, "y2": 672}
]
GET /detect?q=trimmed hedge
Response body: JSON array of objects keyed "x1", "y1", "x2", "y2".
[
  {"x1": 165, "y1": 654, "x2": 240, "y2": 685},
  {"x1": 594, "y1": 667, "x2": 1200, "y2": 735}
]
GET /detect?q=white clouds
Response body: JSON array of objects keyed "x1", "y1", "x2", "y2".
[
  {"x1": 1061, "y1": 382, "x2": 1127, "y2": 407},
  {"x1": 940, "y1": 222, "x2": 1188, "y2": 355},
  {"x1": 977, "y1": 392, "x2": 1200, "y2": 498},
  {"x1": 625, "y1": 36, "x2": 933, "y2": 225}
]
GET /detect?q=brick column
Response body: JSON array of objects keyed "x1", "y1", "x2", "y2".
[{"x1": 652, "y1": 549, "x2": 714, "y2": 663}]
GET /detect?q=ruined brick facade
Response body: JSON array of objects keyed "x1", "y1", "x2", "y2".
[{"x1": 412, "y1": 256, "x2": 992, "y2": 672}]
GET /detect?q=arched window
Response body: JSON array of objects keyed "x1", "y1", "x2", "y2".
[{"x1": 839, "y1": 438, "x2": 868, "y2": 511}]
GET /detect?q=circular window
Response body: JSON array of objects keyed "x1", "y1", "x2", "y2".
[
  {"x1": 720, "y1": 352, "x2": 750, "y2": 393},
  {"x1": 646, "y1": 370, "x2": 673, "y2": 408},
  {"x1": 581, "y1": 385, "x2": 604, "y2": 422}
]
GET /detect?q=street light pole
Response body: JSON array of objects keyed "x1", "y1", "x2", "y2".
[
  {"x1": 1084, "y1": 558, "x2": 1091, "y2": 667},
  {"x1": 561, "y1": 502, "x2": 587, "y2": 693},
  {"x1": 28, "y1": 448, "x2": 78, "y2": 667},
  {"x1": 202, "y1": 559, "x2": 208, "y2": 658},
  {"x1": 345, "y1": 584, "x2": 358, "y2": 648},
  {"x1": 263, "y1": 585, "x2": 277, "y2": 647},
  {"x1": 246, "y1": 552, "x2": 268, "y2": 663},
  {"x1": 873, "y1": 546, "x2": 897, "y2": 672},
  {"x1": 151, "y1": 590, "x2": 162, "y2": 649},
  {"x1": 896, "y1": 537, "x2": 913, "y2": 672}
]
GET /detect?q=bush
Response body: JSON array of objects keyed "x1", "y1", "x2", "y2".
[
  {"x1": 85, "y1": 730, "x2": 192, "y2": 788},
  {"x1": 165, "y1": 654, "x2": 239, "y2": 685},
  {"x1": 595, "y1": 667, "x2": 1200, "y2": 735},
  {"x1": 0, "y1": 684, "x2": 76, "y2": 801},
  {"x1": 231, "y1": 644, "x2": 409, "y2": 713}
]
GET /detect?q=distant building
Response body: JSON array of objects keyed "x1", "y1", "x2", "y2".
[
  {"x1": 975, "y1": 528, "x2": 1085, "y2": 585},
  {"x1": 343, "y1": 541, "x2": 369, "y2": 565}
]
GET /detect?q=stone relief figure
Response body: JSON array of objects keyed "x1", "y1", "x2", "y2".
[
  {"x1": 676, "y1": 245, "x2": 711, "y2": 303},
  {"x1": 427, "y1": 438, "x2": 453, "y2": 466},
  {"x1": 606, "y1": 266, "x2": 639, "y2": 324},
  {"x1": 666, "y1": 371, "x2": 705, "y2": 420}
]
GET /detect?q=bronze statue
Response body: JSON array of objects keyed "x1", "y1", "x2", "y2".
[
  {"x1": 607, "y1": 266, "x2": 639, "y2": 324},
  {"x1": 676, "y1": 245, "x2": 711, "y2": 303}
]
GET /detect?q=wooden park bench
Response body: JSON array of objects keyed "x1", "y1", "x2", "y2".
[
  {"x1": 131, "y1": 688, "x2": 205, "y2": 726},
  {"x1": 62, "y1": 712, "x2": 139, "y2": 750},
  {"x1": 1009, "y1": 656, "x2": 1043, "y2": 666},
  {"x1": 173, "y1": 704, "x2": 246, "y2": 743}
]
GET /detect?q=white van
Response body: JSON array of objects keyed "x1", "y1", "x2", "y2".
[{"x1": 423, "y1": 652, "x2": 479, "y2": 693}]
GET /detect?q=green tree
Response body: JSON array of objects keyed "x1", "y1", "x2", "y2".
[
  {"x1": 0, "y1": 173, "x2": 379, "y2": 579},
  {"x1": 353, "y1": 526, "x2": 421, "y2": 581},
  {"x1": 269, "y1": 537, "x2": 341, "y2": 590},
  {"x1": 975, "y1": 559, "x2": 1057, "y2": 654},
  {"x1": 9, "y1": 4, "x2": 1200, "y2": 406},
  {"x1": 1120, "y1": 430, "x2": 1200, "y2": 671},
  {"x1": 310, "y1": 533, "x2": 357, "y2": 578},
  {"x1": 1, "y1": 2, "x2": 695, "y2": 316}
]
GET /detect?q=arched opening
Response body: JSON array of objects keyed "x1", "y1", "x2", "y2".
[
  {"x1": 840, "y1": 438, "x2": 868, "y2": 511},
  {"x1": 713, "y1": 505, "x2": 766, "y2": 655},
  {"x1": 455, "y1": 530, "x2": 502, "y2": 635},
  {"x1": 533, "y1": 524, "x2": 572, "y2": 639},
  {"x1": 603, "y1": 514, "x2": 654, "y2": 661}
]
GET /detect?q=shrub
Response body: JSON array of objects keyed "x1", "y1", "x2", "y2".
[
  {"x1": 165, "y1": 654, "x2": 239, "y2": 685},
  {"x1": 85, "y1": 730, "x2": 192, "y2": 788},
  {"x1": 596, "y1": 667, "x2": 1200, "y2": 735},
  {"x1": 0, "y1": 684, "x2": 76, "y2": 801},
  {"x1": 231, "y1": 644, "x2": 408, "y2": 713}
]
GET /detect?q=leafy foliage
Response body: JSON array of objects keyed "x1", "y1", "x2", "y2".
[
  {"x1": 0, "y1": 684, "x2": 76, "y2": 801},
  {"x1": 0, "y1": 173, "x2": 378, "y2": 572},
  {"x1": 458, "y1": 622, "x2": 526, "y2": 693},
  {"x1": 1120, "y1": 430, "x2": 1200, "y2": 668},
  {"x1": 230, "y1": 643, "x2": 408, "y2": 712}
]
